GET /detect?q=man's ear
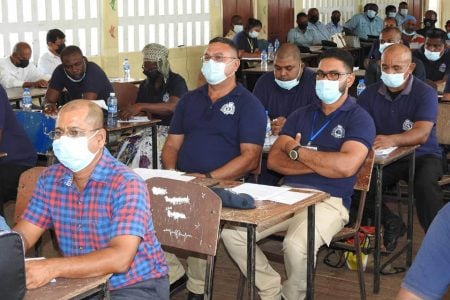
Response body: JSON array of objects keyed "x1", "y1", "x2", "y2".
[
  {"x1": 346, "y1": 72, "x2": 355, "y2": 88},
  {"x1": 408, "y1": 62, "x2": 416, "y2": 74}
]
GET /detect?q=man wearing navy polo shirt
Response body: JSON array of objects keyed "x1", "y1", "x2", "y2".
[
  {"x1": 162, "y1": 37, "x2": 266, "y2": 300},
  {"x1": 222, "y1": 48, "x2": 375, "y2": 300},
  {"x1": 359, "y1": 44, "x2": 443, "y2": 252},
  {"x1": 253, "y1": 43, "x2": 318, "y2": 185}
]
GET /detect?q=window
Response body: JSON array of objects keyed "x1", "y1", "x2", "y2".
[
  {"x1": 117, "y1": 0, "x2": 210, "y2": 52},
  {"x1": 0, "y1": 0, "x2": 100, "y2": 62}
]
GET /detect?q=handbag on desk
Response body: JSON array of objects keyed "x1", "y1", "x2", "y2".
[{"x1": 0, "y1": 231, "x2": 26, "y2": 300}]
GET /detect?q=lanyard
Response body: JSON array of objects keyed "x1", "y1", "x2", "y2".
[
  {"x1": 307, "y1": 110, "x2": 341, "y2": 146},
  {"x1": 247, "y1": 38, "x2": 254, "y2": 53}
]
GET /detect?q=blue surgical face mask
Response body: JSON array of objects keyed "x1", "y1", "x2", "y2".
[
  {"x1": 52, "y1": 131, "x2": 99, "y2": 172},
  {"x1": 424, "y1": 48, "x2": 442, "y2": 61},
  {"x1": 402, "y1": 29, "x2": 416, "y2": 36},
  {"x1": 234, "y1": 25, "x2": 244, "y2": 33},
  {"x1": 380, "y1": 71, "x2": 407, "y2": 88},
  {"x1": 400, "y1": 9, "x2": 408, "y2": 16},
  {"x1": 315, "y1": 80, "x2": 342, "y2": 104},
  {"x1": 379, "y1": 42, "x2": 395, "y2": 54},
  {"x1": 388, "y1": 12, "x2": 396, "y2": 18},
  {"x1": 274, "y1": 68, "x2": 301, "y2": 90},
  {"x1": 366, "y1": 10, "x2": 377, "y2": 19},
  {"x1": 201, "y1": 60, "x2": 231, "y2": 85},
  {"x1": 248, "y1": 31, "x2": 259, "y2": 39}
]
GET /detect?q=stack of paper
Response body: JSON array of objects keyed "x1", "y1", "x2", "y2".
[
  {"x1": 118, "y1": 116, "x2": 150, "y2": 123},
  {"x1": 229, "y1": 183, "x2": 313, "y2": 205},
  {"x1": 375, "y1": 146, "x2": 397, "y2": 156},
  {"x1": 133, "y1": 168, "x2": 195, "y2": 182}
]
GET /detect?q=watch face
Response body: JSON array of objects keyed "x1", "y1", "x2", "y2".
[{"x1": 289, "y1": 149, "x2": 298, "y2": 160}]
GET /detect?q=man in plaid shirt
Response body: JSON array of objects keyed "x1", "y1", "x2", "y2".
[{"x1": 14, "y1": 100, "x2": 168, "y2": 299}]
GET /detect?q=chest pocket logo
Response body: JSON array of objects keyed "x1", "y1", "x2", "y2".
[
  {"x1": 220, "y1": 102, "x2": 235, "y2": 115},
  {"x1": 331, "y1": 124, "x2": 345, "y2": 139},
  {"x1": 402, "y1": 119, "x2": 413, "y2": 131},
  {"x1": 439, "y1": 63, "x2": 446, "y2": 73}
]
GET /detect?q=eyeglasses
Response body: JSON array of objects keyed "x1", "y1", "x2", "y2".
[
  {"x1": 201, "y1": 54, "x2": 237, "y2": 63},
  {"x1": 48, "y1": 128, "x2": 102, "y2": 140},
  {"x1": 315, "y1": 70, "x2": 350, "y2": 81}
]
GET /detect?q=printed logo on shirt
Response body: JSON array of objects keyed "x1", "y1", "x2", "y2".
[
  {"x1": 438, "y1": 63, "x2": 446, "y2": 73},
  {"x1": 402, "y1": 119, "x2": 413, "y2": 131},
  {"x1": 331, "y1": 124, "x2": 345, "y2": 139},
  {"x1": 220, "y1": 102, "x2": 235, "y2": 115},
  {"x1": 163, "y1": 92, "x2": 170, "y2": 102}
]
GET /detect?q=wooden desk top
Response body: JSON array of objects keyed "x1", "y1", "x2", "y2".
[
  {"x1": 374, "y1": 145, "x2": 419, "y2": 166},
  {"x1": 109, "y1": 77, "x2": 144, "y2": 85},
  {"x1": 6, "y1": 87, "x2": 47, "y2": 101},
  {"x1": 25, "y1": 274, "x2": 111, "y2": 300},
  {"x1": 107, "y1": 119, "x2": 160, "y2": 133}
]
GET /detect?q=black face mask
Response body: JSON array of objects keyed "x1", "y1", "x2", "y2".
[
  {"x1": 143, "y1": 69, "x2": 160, "y2": 80},
  {"x1": 56, "y1": 43, "x2": 66, "y2": 55},
  {"x1": 331, "y1": 17, "x2": 340, "y2": 25},
  {"x1": 298, "y1": 23, "x2": 308, "y2": 30},
  {"x1": 309, "y1": 16, "x2": 319, "y2": 24},
  {"x1": 423, "y1": 18, "x2": 436, "y2": 27},
  {"x1": 16, "y1": 59, "x2": 29, "y2": 68}
]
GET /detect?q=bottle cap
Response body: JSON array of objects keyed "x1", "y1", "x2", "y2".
[
  {"x1": 110, "y1": 92, "x2": 116, "y2": 96},
  {"x1": 359, "y1": 79, "x2": 364, "y2": 83}
]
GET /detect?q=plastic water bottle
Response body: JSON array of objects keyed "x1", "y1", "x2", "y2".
[
  {"x1": 261, "y1": 50, "x2": 268, "y2": 69},
  {"x1": 123, "y1": 58, "x2": 131, "y2": 81},
  {"x1": 264, "y1": 110, "x2": 272, "y2": 147},
  {"x1": 267, "y1": 43, "x2": 274, "y2": 61},
  {"x1": 107, "y1": 92, "x2": 118, "y2": 126},
  {"x1": 357, "y1": 79, "x2": 366, "y2": 96},
  {"x1": 21, "y1": 88, "x2": 32, "y2": 111},
  {"x1": 274, "y1": 38, "x2": 280, "y2": 53}
]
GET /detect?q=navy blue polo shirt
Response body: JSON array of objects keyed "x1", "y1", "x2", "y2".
[
  {"x1": 169, "y1": 83, "x2": 266, "y2": 173},
  {"x1": 358, "y1": 75, "x2": 441, "y2": 158},
  {"x1": 0, "y1": 86, "x2": 36, "y2": 166},
  {"x1": 281, "y1": 98, "x2": 376, "y2": 209},
  {"x1": 49, "y1": 61, "x2": 113, "y2": 101},
  {"x1": 136, "y1": 71, "x2": 188, "y2": 126},
  {"x1": 253, "y1": 67, "x2": 319, "y2": 119},
  {"x1": 413, "y1": 47, "x2": 450, "y2": 82},
  {"x1": 233, "y1": 31, "x2": 258, "y2": 53},
  {"x1": 445, "y1": 75, "x2": 450, "y2": 93}
]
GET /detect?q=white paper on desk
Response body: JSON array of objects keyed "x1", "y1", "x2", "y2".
[
  {"x1": 133, "y1": 168, "x2": 195, "y2": 182},
  {"x1": 269, "y1": 190, "x2": 313, "y2": 205},
  {"x1": 375, "y1": 146, "x2": 397, "y2": 156},
  {"x1": 25, "y1": 257, "x2": 57, "y2": 282},
  {"x1": 118, "y1": 116, "x2": 150, "y2": 123},
  {"x1": 229, "y1": 183, "x2": 290, "y2": 200}
]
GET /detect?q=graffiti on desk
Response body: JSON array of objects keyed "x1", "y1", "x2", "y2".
[
  {"x1": 162, "y1": 228, "x2": 192, "y2": 241},
  {"x1": 166, "y1": 207, "x2": 186, "y2": 220},
  {"x1": 151, "y1": 186, "x2": 167, "y2": 195}
]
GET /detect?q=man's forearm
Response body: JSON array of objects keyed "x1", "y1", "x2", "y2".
[{"x1": 267, "y1": 149, "x2": 314, "y2": 175}]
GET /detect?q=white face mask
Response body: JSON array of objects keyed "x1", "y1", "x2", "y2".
[
  {"x1": 379, "y1": 42, "x2": 395, "y2": 54},
  {"x1": 248, "y1": 31, "x2": 259, "y2": 39},
  {"x1": 424, "y1": 48, "x2": 442, "y2": 61},
  {"x1": 402, "y1": 29, "x2": 416, "y2": 36},
  {"x1": 400, "y1": 9, "x2": 408, "y2": 16},
  {"x1": 380, "y1": 71, "x2": 407, "y2": 88},
  {"x1": 388, "y1": 12, "x2": 396, "y2": 18},
  {"x1": 315, "y1": 80, "x2": 342, "y2": 104},
  {"x1": 201, "y1": 60, "x2": 232, "y2": 85},
  {"x1": 233, "y1": 25, "x2": 244, "y2": 33},
  {"x1": 52, "y1": 131, "x2": 99, "y2": 172},
  {"x1": 366, "y1": 10, "x2": 377, "y2": 19},
  {"x1": 274, "y1": 68, "x2": 301, "y2": 90}
]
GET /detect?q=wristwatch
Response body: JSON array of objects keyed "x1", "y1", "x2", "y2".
[{"x1": 289, "y1": 145, "x2": 302, "y2": 161}]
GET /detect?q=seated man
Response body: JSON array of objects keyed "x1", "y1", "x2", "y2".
[
  {"x1": 365, "y1": 27, "x2": 426, "y2": 86},
  {"x1": 287, "y1": 12, "x2": 317, "y2": 48},
  {"x1": 307, "y1": 8, "x2": 331, "y2": 43},
  {"x1": 43, "y1": 45, "x2": 113, "y2": 114},
  {"x1": 0, "y1": 85, "x2": 37, "y2": 216},
  {"x1": 253, "y1": 43, "x2": 318, "y2": 185},
  {"x1": 325, "y1": 10, "x2": 344, "y2": 35},
  {"x1": 366, "y1": 17, "x2": 399, "y2": 62},
  {"x1": 38, "y1": 29, "x2": 66, "y2": 76},
  {"x1": 344, "y1": 3, "x2": 383, "y2": 39},
  {"x1": 413, "y1": 29, "x2": 450, "y2": 90},
  {"x1": 233, "y1": 18, "x2": 263, "y2": 59},
  {"x1": 13, "y1": 100, "x2": 169, "y2": 299},
  {"x1": 0, "y1": 42, "x2": 49, "y2": 88},
  {"x1": 416, "y1": 10, "x2": 438, "y2": 36},
  {"x1": 395, "y1": 1, "x2": 409, "y2": 28},
  {"x1": 119, "y1": 43, "x2": 188, "y2": 168},
  {"x1": 222, "y1": 48, "x2": 375, "y2": 300},
  {"x1": 401, "y1": 16, "x2": 425, "y2": 50},
  {"x1": 359, "y1": 44, "x2": 443, "y2": 251},
  {"x1": 396, "y1": 202, "x2": 450, "y2": 300},
  {"x1": 161, "y1": 37, "x2": 266, "y2": 299},
  {"x1": 225, "y1": 14, "x2": 244, "y2": 40}
]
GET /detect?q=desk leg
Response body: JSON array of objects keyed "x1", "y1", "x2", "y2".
[
  {"x1": 373, "y1": 164, "x2": 383, "y2": 293},
  {"x1": 247, "y1": 225, "x2": 256, "y2": 300},
  {"x1": 152, "y1": 125, "x2": 158, "y2": 169},
  {"x1": 306, "y1": 205, "x2": 315, "y2": 300},
  {"x1": 406, "y1": 152, "x2": 415, "y2": 266}
]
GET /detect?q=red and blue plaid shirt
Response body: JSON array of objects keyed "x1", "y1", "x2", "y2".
[{"x1": 23, "y1": 149, "x2": 168, "y2": 289}]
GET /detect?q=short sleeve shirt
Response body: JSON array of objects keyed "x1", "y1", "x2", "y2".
[
  {"x1": 233, "y1": 31, "x2": 258, "y2": 53},
  {"x1": 344, "y1": 13, "x2": 383, "y2": 39},
  {"x1": 136, "y1": 72, "x2": 188, "y2": 126},
  {"x1": 22, "y1": 149, "x2": 168, "y2": 289},
  {"x1": 169, "y1": 83, "x2": 266, "y2": 174},
  {"x1": 49, "y1": 61, "x2": 113, "y2": 101},
  {"x1": 308, "y1": 21, "x2": 331, "y2": 43},
  {"x1": 358, "y1": 76, "x2": 441, "y2": 158},
  {"x1": 413, "y1": 47, "x2": 450, "y2": 82},
  {"x1": 280, "y1": 98, "x2": 376, "y2": 209},
  {"x1": 253, "y1": 67, "x2": 319, "y2": 119},
  {"x1": 287, "y1": 27, "x2": 316, "y2": 47},
  {"x1": 0, "y1": 86, "x2": 36, "y2": 166}
]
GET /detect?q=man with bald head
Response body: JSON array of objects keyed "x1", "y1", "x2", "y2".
[
  {"x1": 13, "y1": 100, "x2": 169, "y2": 299},
  {"x1": 253, "y1": 43, "x2": 318, "y2": 185},
  {"x1": 0, "y1": 42, "x2": 49, "y2": 88},
  {"x1": 359, "y1": 44, "x2": 443, "y2": 251},
  {"x1": 365, "y1": 26, "x2": 426, "y2": 85}
]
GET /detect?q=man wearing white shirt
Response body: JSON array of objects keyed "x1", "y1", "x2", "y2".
[
  {"x1": 38, "y1": 29, "x2": 65, "y2": 76},
  {"x1": 0, "y1": 42, "x2": 49, "y2": 89}
]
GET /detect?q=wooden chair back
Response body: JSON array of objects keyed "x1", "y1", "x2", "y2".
[
  {"x1": 111, "y1": 82, "x2": 138, "y2": 112},
  {"x1": 437, "y1": 103, "x2": 450, "y2": 146},
  {"x1": 14, "y1": 167, "x2": 46, "y2": 225}
]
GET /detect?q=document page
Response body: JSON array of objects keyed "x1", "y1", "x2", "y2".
[
  {"x1": 375, "y1": 146, "x2": 397, "y2": 156},
  {"x1": 134, "y1": 168, "x2": 195, "y2": 181},
  {"x1": 229, "y1": 183, "x2": 290, "y2": 200}
]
